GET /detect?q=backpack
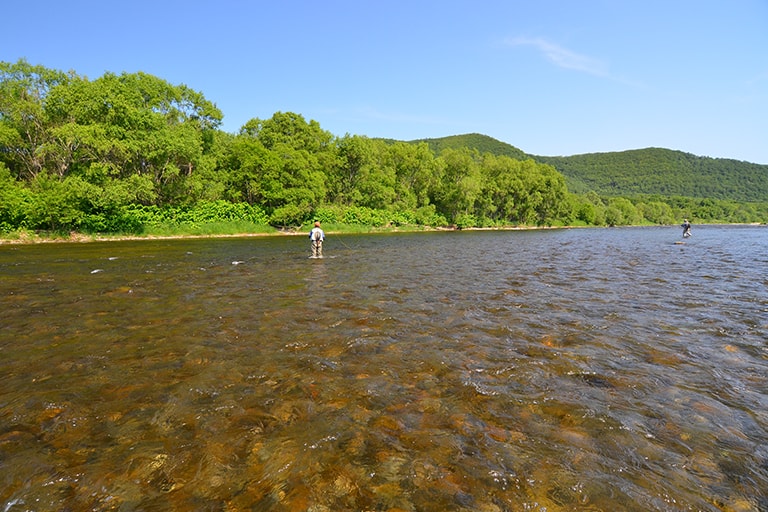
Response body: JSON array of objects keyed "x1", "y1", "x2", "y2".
[{"x1": 312, "y1": 229, "x2": 322, "y2": 241}]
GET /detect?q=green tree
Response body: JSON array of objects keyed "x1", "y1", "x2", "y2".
[
  {"x1": 0, "y1": 59, "x2": 71, "y2": 180},
  {"x1": 570, "y1": 192, "x2": 606, "y2": 226},
  {"x1": 240, "y1": 113, "x2": 332, "y2": 225},
  {"x1": 435, "y1": 147, "x2": 483, "y2": 223},
  {"x1": 492, "y1": 159, "x2": 569, "y2": 225},
  {"x1": 44, "y1": 71, "x2": 223, "y2": 204},
  {"x1": 332, "y1": 135, "x2": 378, "y2": 205},
  {"x1": 527, "y1": 161, "x2": 570, "y2": 225},
  {"x1": 387, "y1": 141, "x2": 441, "y2": 211},
  {"x1": 223, "y1": 133, "x2": 278, "y2": 204},
  {"x1": 349, "y1": 138, "x2": 397, "y2": 210},
  {"x1": 636, "y1": 200, "x2": 675, "y2": 224},
  {"x1": 605, "y1": 197, "x2": 641, "y2": 226},
  {"x1": 476, "y1": 153, "x2": 518, "y2": 223}
]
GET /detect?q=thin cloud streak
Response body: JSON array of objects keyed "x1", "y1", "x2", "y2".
[{"x1": 506, "y1": 36, "x2": 609, "y2": 77}]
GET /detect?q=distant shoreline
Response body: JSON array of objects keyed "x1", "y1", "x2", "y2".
[
  {"x1": 0, "y1": 223, "x2": 763, "y2": 246},
  {"x1": 0, "y1": 225, "x2": 562, "y2": 246}
]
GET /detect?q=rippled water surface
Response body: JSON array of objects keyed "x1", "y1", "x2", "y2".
[{"x1": 1, "y1": 226, "x2": 767, "y2": 511}]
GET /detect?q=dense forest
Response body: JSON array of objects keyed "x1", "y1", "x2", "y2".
[
  {"x1": 413, "y1": 134, "x2": 768, "y2": 202},
  {"x1": 536, "y1": 148, "x2": 768, "y2": 201},
  {"x1": 1, "y1": 59, "x2": 766, "y2": 237}
]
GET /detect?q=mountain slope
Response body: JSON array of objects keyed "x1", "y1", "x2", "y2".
[
  {"x1": 536, "y1": 148, "x2": 768, "y2": 201},
  {"x1": 406, "y1": 134, "x2": 768, "y2": 202}
]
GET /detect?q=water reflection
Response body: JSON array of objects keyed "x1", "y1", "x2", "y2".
[{"x1": 1, "y1": 226, "x2": 767, "y2": 511}]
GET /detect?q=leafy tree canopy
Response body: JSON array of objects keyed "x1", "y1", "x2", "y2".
[{"x1": 1, "y1": 59, "x2": 766, "y2": 235}]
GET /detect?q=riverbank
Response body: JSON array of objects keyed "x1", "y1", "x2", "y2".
[
  {"x1": 0, "y1": 230, "x2": 290, "y2": 245},
  {"x1": 3, "y1": 222, "x2": 761, "y2": 246},
  {"x1": 0, "y1": 224, "x2": 571, "y2": 245}
]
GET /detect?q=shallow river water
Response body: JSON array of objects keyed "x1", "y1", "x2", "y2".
[{"x1": 1, "y1": 226, "x2": 767, "y2": 511}]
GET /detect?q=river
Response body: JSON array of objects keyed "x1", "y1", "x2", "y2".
[{"x1": 1, "y1": 226, "x2": 766, "y2": 511}]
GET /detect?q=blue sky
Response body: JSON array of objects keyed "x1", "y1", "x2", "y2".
[{"x1": 3, "y1": 0, "x2": 767, "y2": 163}]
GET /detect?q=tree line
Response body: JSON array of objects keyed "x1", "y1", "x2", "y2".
[{"x1": 1, "y1": 60, "x2": 765, "y2": 235}]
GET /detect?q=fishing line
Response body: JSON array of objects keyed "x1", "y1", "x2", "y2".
[{"x1": 336, "y1": 236, "x2": 353, "y2": 250}]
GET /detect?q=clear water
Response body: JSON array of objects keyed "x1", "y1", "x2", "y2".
[{"x1": 1, "y1": 226, "x2": 767, "y2": 511}]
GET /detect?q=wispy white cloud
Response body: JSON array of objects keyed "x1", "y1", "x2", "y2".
[{"x1": 505, "y1": 36, "x2": 609, "y2": 77}]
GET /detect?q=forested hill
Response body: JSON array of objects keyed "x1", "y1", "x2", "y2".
[
  {"x1": 409, "y1": 134, "x2": 768, "y2": 202},
  {"x1": 409, "y1": 133, "x2": 529, "y2": 161},
  {"x1": 536, "y1": 148, "x2": 768, "y2": 201}
]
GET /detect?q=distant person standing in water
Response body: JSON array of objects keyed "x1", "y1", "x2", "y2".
[
  {"x1": 682, "y1": 218, "x2": 692, "y2": 238},
  {"x1": 309, "y1": 221, "x2": 325, "y2": 258}
]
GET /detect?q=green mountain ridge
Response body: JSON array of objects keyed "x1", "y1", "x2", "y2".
[
  {"x1": 408, "y1": 133, "x2": 529, "y2": 161},
  {"x1": 405, "y1": 133, "x2": 768, "y2": 202}
]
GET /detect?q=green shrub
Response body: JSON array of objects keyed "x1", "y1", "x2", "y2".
[
  {"x1": 0, "y1": 169, "x2": 34, "y2": 232},
  {"x1": 454, "y1": 213, "x2": 478, "y2": 229},
  {"x1": 414, "y1": 205, "x2": 448, "y2": 227},
  {"x1": 311, "y1": 206, "x2": 342, "y2": 224},
  {"x1": 269, "y1": 204, "x2": 307, "y2": 227}
]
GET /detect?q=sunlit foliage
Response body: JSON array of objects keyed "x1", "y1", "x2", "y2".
[{"x1": 1, "y1": 60, "x2": 766, "y2": 235}]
